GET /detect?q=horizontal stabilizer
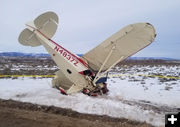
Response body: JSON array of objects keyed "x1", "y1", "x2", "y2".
[
  {"x1": 34, "y1": 11, "x2": 58, "y2": 38},
  {"x1": 18, "y1": 28, "x2": 41, "y2": 47},
  {"x1": 18, "y1": 11, "x2": 59, "y2": 47}
]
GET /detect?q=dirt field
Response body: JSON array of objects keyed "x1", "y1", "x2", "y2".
[
  {"x1": 0, "y1": 56, "x2": 179, "y2": 76},
  {"x1": 0, "y1": 99, "x2": 153, "y2": 127}
]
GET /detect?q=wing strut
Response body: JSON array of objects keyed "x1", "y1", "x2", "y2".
[
  {"x1": 93, "y1": 43, "x2": 117, "y2": 84},
  {"x1": 93, "y1": 55, "x2": 124, "y2": 84}
]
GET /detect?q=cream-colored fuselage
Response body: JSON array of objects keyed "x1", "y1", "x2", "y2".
[{"x1": 26, "y1": 25, "x2": 93, "y2": 94}]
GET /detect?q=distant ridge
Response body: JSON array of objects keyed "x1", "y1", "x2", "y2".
[
  {"x1": 0, "y1": 52, "x2": 50, "y2": 57},
  {"x1": 126, "y1": 57, "x2": 178, "y2": 61},
  {"x1": 0, "y1": 52, "x2": 179, "y2": 60}
]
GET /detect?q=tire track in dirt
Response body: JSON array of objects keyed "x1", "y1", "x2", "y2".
[{"x1": 0, "y1": 99, "x2": 153, "y2": 127}]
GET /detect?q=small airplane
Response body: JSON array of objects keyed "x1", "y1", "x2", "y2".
[{"x1": 18, "y1": 12, "x2": 156, "y2": 96}]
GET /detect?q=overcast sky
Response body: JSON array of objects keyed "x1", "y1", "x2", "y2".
[{"x1": 0, "y1": 0, "x2": 180, "y2": 59}]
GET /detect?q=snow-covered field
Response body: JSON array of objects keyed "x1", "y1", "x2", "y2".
[{"x1": 0, "y1": 65, "x2": 180, "y2": 126}]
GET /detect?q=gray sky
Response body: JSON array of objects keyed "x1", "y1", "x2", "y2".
[{"x1": 0, "y1": 0, "x2": 180, "y2": 59}]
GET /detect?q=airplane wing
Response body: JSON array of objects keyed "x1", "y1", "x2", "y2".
[
  {"x1": 52, "y1": 70, "x2": 84, "y2": 94},
  {"x1": 82, "y1": 23, "x2": 156, "y2": 72}
]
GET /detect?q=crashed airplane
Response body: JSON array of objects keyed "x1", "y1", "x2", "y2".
[{"x1": 18, "y1": 12, "x2": 156, "y2": 96}]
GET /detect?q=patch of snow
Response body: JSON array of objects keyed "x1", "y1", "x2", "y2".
[
  {"x1": 108, "y1": 77, "x2": 180, "y2": 107},
  {"x1": 1, "y1": 77, "x2": 180, "y2": 126}
]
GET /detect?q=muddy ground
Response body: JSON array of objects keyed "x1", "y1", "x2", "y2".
[{"x1": 0, "y1": 99, "x2": 153, "y2": 127}]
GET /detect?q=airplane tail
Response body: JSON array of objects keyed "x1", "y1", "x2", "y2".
[{"x1": 18, "y1": 12, "x2": 59, "y2": 47}]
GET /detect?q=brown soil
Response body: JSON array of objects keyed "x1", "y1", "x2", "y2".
[{"x1": 0, "y1": 99, "x2": 153, "y2": 127}]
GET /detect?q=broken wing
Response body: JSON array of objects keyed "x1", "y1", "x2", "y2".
[{"x1": 82, "y1": 23, "x2": 156, "y2": 71}]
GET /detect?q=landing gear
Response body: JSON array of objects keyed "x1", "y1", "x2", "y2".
[{"x1": 82, "y1": 83, "x2": 109, "y2": 96}]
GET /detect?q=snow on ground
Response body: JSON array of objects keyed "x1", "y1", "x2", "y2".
[
  {"x1": 0, "y1": 75, "x2": 180, "y2": 126},
  {"x1": 108, "y1": 77, "x2": 180, "y2": 107}
]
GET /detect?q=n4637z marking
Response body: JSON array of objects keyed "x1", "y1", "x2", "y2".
[{"x1": 54, "y1": 46, "x2": 78, "y2": 66}]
